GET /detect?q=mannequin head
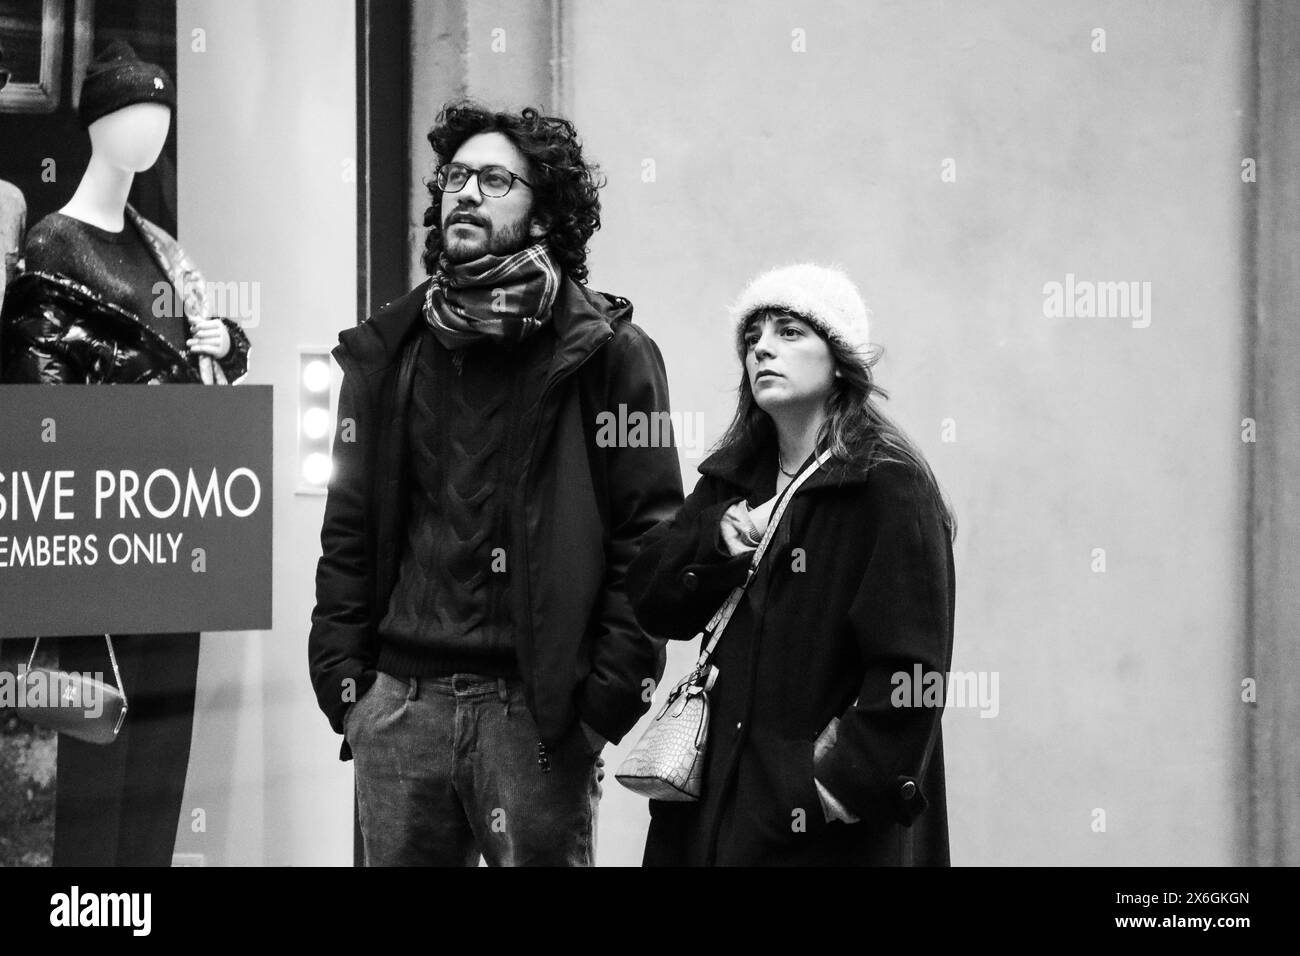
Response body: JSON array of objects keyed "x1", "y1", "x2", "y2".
[
  {"x1": 87, "y1": 103, "x2": 171, "y2": 173},
  {"x1": 61, "y1": 43, "x2": 174, "y2": 229}
]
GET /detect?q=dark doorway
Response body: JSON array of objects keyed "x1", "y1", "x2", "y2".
[{"x1": 352, "y1": 0, "x2": 410, "y2": 867}]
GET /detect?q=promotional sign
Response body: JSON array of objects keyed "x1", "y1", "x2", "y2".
[{"x1": 0, "y1": 386, "x2": 273, "y2": 636}]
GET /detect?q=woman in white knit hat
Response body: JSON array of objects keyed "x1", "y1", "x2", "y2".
[{"x1": 625, "y1": 263, "x2": 957, "y2": 866}]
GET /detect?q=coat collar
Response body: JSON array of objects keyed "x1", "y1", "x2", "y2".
[
  {"x1": 336, "y1": 273, "x2": 630, "y2": 378},
  {"x1": 697, "y1": 441, "x2": 875, "y2": 497}
]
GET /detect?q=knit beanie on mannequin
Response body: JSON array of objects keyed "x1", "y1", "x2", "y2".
[{"x1": 79, "y1": 40, "x2": 175, "y2": 128}]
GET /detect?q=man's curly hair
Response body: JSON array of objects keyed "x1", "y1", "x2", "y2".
[{"x1": 421, "y1": 102, "x2": 605, "y2": 284}]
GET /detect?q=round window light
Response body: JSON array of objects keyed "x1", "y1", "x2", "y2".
[
  {"x1": 302, "y1": 452, "x2": 332, "y2": 485},
  {"x1": 303, "y1": 359, "x2": 331, "y2": 393}
]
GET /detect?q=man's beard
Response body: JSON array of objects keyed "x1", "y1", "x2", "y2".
[{"x1": 441, "y1": 214, "x2": 532, "y2": 264}]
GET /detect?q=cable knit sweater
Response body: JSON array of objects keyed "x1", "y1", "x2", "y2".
[{"x1": 377, "y1": 326, "x2": 555, "y2": 677}]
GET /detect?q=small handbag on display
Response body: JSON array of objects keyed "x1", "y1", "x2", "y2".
[
  {"x1": 616, "y1": 451, "x2": 831, "y2": 801},
  {"x1": 15, "y1": 635, "x2": 129, "y2": 745}
]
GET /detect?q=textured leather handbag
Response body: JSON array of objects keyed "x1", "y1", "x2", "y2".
[
  {"x1": 616, "y1": 451, "x2": 831, "y2": 801},
  {"x1": 17, "y1": 635, "x2": 128, "y2": 745}
]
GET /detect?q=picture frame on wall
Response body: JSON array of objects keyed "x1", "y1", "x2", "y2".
[
  {"x1": 69, "y1": 0, "x2": 92, "y2": 109},
  {"x1": 0, "y1": 0, "x2": 64, "y2": 114}
]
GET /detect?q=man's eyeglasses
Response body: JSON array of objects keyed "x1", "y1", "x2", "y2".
[{"x1": 435, "y1": 162, "x2": 532, "y2": 199}]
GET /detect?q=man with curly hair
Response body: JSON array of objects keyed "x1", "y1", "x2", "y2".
[{"x1": 309, "y1": 102, "x2": 683, "y2": 866}]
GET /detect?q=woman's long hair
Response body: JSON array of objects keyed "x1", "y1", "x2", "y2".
[{"x1": 711, "y1": 309, "x2": 957, "y2": 539}]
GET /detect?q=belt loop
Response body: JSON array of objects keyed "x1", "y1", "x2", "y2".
[
  {"x1": 407, "y1": 676, "x2": 419, "y2": 701},
  {"x1": 497, "y1": 677, "x2": 510, "y2": 718}
]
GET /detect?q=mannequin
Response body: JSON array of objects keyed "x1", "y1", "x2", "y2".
[
  {"x1": 0, "y1": 42, "x2": 250, "y2": 866},
  {"x1": 0, "y1": 40, "x2": 25, "y2": 302},
  {"x1": 0, "y1": 178, "x2": 23, "y2": 304},
  {"x1": 3, "y1": 39, "x2": 249, "y2": 385},
  {"x1": 20, "y1": 99, "x2": 238, "y2": 374}
]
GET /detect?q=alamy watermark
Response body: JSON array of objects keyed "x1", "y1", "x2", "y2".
[
  {"x1": 1042, "y1": 273, "x2": 1151, "y2": 328},
  {"x1": 50, "y1": 886, "x2": 151, "y2": 936},
  {"x1": 0, "y1": 667, "x2": 108, "y2": 718},
  {"x1": 891, "y1": 665, "x2": 999, "y2": 718},
  {"x1": 152, "y1": 279, "x2": 262, "y2": 329},
  {"x1": 594, "y1": 403, "x2": 708, "y2": 460}
]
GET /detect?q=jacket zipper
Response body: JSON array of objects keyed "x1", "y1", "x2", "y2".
[
  {"x1": 522, "y1": 329, "x2": 614, "y2": 769},
  {"x1": 335, "y1": 337, "x2": 396, "y2": 616}
]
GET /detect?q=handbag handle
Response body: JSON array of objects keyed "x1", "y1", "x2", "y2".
[
  {"x1": 695, "y1": 449, "x2": 833, "y2": 671},
  {"x1": 25, "y1": 634, "x2": 129, "y2": 732}
]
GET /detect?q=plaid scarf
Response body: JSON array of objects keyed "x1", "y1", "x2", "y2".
[{"x1": 423, "y1": 242, "x2": 560, "y2": 350}]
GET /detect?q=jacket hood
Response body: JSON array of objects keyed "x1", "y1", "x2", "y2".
[{"x1": 336, "y1": 275, "x2": 633, "y2": 376}]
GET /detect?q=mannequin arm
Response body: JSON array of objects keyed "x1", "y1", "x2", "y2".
[
  {"x1": 186, "y1": 317, "x2": 249, "y2": 383},
  {"x1": 216, "y1": 318, "x2": 250, "y2": 382}
]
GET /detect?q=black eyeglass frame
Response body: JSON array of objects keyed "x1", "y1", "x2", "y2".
[{"x1": 435, "y1": 162, "x2": 533, "y2": 198}]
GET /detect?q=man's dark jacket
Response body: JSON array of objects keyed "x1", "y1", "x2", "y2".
[{"x1": 308, "y1": 276, "x2": 683, "y2": 759}]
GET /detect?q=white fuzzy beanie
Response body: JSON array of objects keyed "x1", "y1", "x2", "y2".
[{"x1": 729, "y1": 263, "x2": 872, "y2": 365}]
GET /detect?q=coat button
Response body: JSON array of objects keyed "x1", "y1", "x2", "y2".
[
  {"x1": 900, "y1": 780, "x2": 917, "y2": 800},
  {"x1": 681, "y1": 571, "x2": 699, "y2": 591}
]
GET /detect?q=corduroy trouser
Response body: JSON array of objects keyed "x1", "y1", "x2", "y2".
[{"x1": 348, "y1": 671, "x2": 603, "y2": 866}]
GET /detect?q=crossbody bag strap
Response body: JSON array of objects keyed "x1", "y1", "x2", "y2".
[{"x1": 696, "y1": 449, "x2": 833, "y2": 668}]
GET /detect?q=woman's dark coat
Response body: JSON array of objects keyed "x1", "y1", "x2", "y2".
[{"x1": 626, "y1": 447, "x2": 955, "y2": 866}]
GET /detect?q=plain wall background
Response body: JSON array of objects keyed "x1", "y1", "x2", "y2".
[
  {"x1": 170, "y1": 0, "x2": 1253, "y2": 866},
  {"x1": 173, "y1": 0, "x2": 356, "y2": 866},
  {"x1": 562, "y1": 0, "x2": 1251, "y2": 865}
]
